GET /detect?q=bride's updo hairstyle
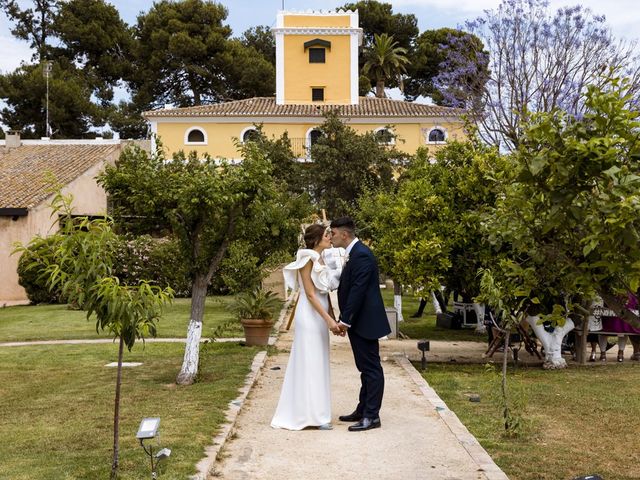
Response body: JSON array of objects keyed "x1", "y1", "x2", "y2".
[{"x1": 304, "y1": 223, "x2": 326, "y2": 249}]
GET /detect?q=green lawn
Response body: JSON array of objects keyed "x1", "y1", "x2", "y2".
[
  {"x1": 424, "y1": 362, "x2": 640, "y2": 480},
  {"x1": 380, "y1": 289, "x2": 485, "y2": 342},
  {"x1": 0, "y1": 341, "x2": 260, "y2": 480},
  {"x1": 0, "y1": 297, "x2": 244, "y2": 342}
]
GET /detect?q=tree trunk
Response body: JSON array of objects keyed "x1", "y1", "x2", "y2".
[
  {"x1": 375, "y1": 79, "x2": 386, "y2": 98},
  {"x1": 501, "y1": 330, "x2": 510, "y2": 431},
  {"x1": 434, "y1": 289, "x2": 448, "y2": 313},
  {"x1": 176, "y1": 274, "x2": 207, "y2": 385},
  {"x1": 473, "y1": 303, "x2": 487, "y2": 334},
  {"x1": 110, "y1": 336, "x2": 125, "y2": 480},
  {"x1": 575, "y1": 304, "x2": 593, "y2": 365},
  {"x1": 431, "y1": 291, "x2": 442, "y2": 315},
  {"x1": 526, "y1": 315, "x2": 574, "y2": 369},
  {"x1": 393, "y1": 280, "x2": 404, "y2": 321}
]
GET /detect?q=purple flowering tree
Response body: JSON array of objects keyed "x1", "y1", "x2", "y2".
[{"x1": 461, "y1": 0, "x2": 640, "y2": 150}]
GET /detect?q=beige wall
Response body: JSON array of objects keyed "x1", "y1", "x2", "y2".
[
  {"x1": 283, "y1": 34, "x2": 352, "y2": 105},
  {"x1": 155, "y1": 119, "x2": 466, "y2": 160},
  {"x1": 0, "y1": 160, "x2": 113, "y2": 304}
]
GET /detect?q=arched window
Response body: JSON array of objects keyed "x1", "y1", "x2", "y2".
[
  {"x1": 427, "y1": 127, "x2": 446, "y2": 143},
  {"x1": 184, "y1": 127, "x2": 207, "y2": 145},
  {"x1": 374, "y1": 127, "x2": 395, "y2": 145},
  {"x1": 306, "y1": 128, "x2": 324, "y2": 150},
  {"x1": 241, "y1": 127, "x2": 260, "y2": 143}
]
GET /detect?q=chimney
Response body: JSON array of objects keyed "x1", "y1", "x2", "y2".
[{"x1": 5, "y1": 130, "x2": 21, "y2": 150}]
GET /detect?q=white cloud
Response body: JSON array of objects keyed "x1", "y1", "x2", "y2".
[
  {"x1": 0, "y1": 13, "x2": 33, "y2": 73},
  {"x1": 0, "y1": 35, "x2": 32, "y2": 73},
  {"x1": 388, "y1": 0, "x2": 639, "y2": 41}
]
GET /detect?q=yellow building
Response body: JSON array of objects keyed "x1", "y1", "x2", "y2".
[{"x1": 144, "y1": 9, "x2": 465, "y2": 160}]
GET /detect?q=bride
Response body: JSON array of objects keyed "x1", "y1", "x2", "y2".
[{"x1": 271, "y1": 223, "x2": 343, "y2": 430}]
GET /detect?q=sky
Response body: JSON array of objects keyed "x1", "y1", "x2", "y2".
[{"x1": 1, "y1": 0, "x2": 639, "y2": 74}]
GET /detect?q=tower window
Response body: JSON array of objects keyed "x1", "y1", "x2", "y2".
[
  {"x1": 309, "y1": 48, "x2": 326, "y2": 63},
  {"x1": 312, "y1": 88, "x2": 324, "y2": 102}
]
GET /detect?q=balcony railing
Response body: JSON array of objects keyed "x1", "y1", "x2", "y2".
[{"x1": 288, "y1": 137, "x2": 311, "y2": 160}]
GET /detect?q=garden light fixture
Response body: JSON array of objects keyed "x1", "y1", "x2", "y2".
[{"x1": 137, "y1": 417, "x2": 171, "y2": 479}]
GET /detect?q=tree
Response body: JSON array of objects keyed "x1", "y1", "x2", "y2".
[
  {"x1": 0, "y1": 0, "x2": 132, "y2": 137},
  {"x1": 131, "y1": 0, "x2": 232, "y2": 108},
  {"x1": 219, "y1": 40, "x2": 275, "y2": 101},
  {"x1": 0, "y1": 61, "x2": 102, "y2": 138},
  {"x1": 14, "y1": 192, "x2": 173, "y2": 479},
  {"x1": 463, "y1": 0, "x2": 640, "y2": 150},
  {"x1": 0, "y1": 0, "x2": 59, "y2": 61},
  {"x1": 107, "y1": 100, "x2": 149, "y2": 139},
  {"x1": 404, "y1": 28, "x2": 489, "y2": 108},
  {"x1": 358, "y1": 140, "x2": 504, "y2": 324},
  {"x1": 362, "y1": 33, "x2": 410, "y2": 98},
  {"x1": 480, "y1": 75, "x2": 640, "y2": 368},
  {"x1": 307, "y1": 113, "x2": 406, "y2": 218},
  {"x1": 130, "y1": 0, "x2": 275, "y2": 109},
  {"x1": 342, "y1": 1, "x2": 417, "y2": 95},
  {"x1": 241, "y1": 26, "x2": 275, "y2": 66},
  {"x1": 99, "y1": 143, "x2": 309, "y2": 385},
  {"x1": 54, "y1": 0, "x2": 133, "y2": 104}
]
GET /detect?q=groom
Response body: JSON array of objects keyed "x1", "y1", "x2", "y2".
[{"x1": 330, "y1": 216, "x2": 391, "y2": 432}]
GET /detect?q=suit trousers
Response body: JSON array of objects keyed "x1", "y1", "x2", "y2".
[{"x1": 347, "y1": 329, "x2": 384, "y2": 419}]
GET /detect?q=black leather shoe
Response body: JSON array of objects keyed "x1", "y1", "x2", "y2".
[
  {"x1": 348, "y1": 417, "x2": 381, "y2": 432},
  {"x1": 338, "y1": 411, "x2": 362, "y2": 422}
]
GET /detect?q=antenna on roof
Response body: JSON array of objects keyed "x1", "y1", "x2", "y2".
[{"x1": 43, "y1": 61, "x2": 53, "y2": 138}]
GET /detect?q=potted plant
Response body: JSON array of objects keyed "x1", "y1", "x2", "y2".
[{"x1": 230, "y1": 288, "x2": 282, "y2": 346}]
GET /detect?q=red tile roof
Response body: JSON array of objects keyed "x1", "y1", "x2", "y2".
[
  {"x1": 0, "y1": 144, "x2": 121, "y2": 209},
  {"x1": 143, "y1": 96, "x2": 465, "y2": 118}
]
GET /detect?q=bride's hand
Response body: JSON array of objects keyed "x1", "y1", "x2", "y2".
[{"x1": 328, "y1": 320, "x2": 341, "y2": 334}]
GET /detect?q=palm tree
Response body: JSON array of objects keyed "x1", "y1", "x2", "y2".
[{"x1": 363, "y1": 33, "x2": 411, "y2": 98}]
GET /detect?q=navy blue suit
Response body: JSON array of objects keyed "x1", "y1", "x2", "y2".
[{"x1": 337, "y1": 240, "x2": 390, "y2": 419}]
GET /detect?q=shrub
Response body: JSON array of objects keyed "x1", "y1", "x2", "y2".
[
  {"x1": 17, "y1": 235, "x2": 64, "y2": 304},
  {"x1": 112, "y1": 235, "x2": 192, "y2": 297}
]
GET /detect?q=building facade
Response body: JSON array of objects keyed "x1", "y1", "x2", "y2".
[
  {"x1": 0, "y1": 134, "x2": 144, "y2": 304},
  {"x1": 144, "y1": 10, "x2": 466, "y2": 160}
]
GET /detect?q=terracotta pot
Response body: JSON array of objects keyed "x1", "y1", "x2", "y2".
[{"x1": 240, "y1": 318, "x2": 274, "y2": 346}]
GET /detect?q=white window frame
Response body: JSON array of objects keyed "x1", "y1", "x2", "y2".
[
  {"x1": 184, "y1": 126, "x2": 208, "y2": 145},
  {"x1": 373, "y1": 126, "x2": 396, "y2": 145},
  {"x1": 425, "y1": 126, "x2": 447, "y2": 144},
  {"x1": 240, "y1": 126, "x2": 259, "y2": 144},
  {"x1": 305, "y1": 127, "x2": 323, "y2": 151}
]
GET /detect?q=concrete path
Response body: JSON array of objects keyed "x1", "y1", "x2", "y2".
[{"x1": 210, "y1": 323, "x2": 509, "y2": 480}]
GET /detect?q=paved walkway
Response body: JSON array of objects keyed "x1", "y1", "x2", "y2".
[{"x1": 210, "y1": 317, "x2": 509, "y2": 480}]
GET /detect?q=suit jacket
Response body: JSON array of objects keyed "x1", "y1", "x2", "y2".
[{"x1": 337, "y1": 241, "x2": 391, "y2": 340}]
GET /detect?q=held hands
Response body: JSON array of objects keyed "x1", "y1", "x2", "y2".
[{"x1": 329, "y1": 320, "x2": 346, "y2": 337}]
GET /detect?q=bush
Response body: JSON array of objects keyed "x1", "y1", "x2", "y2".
[
  {"x1": 112, "y1": 235, "x2": 192, "y2": 297},
  {"x1": 17, "y1": 236, "x2": 64, "y2": 304},
  {"x1": 219, "y1": 241, "x2": 263, "y2": 294}
]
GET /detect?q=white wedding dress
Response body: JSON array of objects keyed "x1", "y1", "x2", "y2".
[{"x1": 271, "y1": 249, "x2": 342, "y2": 430}]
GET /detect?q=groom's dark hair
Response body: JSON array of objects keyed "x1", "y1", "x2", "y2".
[{"x1": 330, "y1": 216, "x2": 355, "y2": 236}]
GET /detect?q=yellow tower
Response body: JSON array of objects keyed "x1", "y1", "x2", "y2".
[{"x1": 273, "y1": 10, "x2": 362, "y2": 105}]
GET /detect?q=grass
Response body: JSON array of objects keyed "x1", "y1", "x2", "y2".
[
  {"x1": 424, "y1": 362, "x2": 640, "y2": 480},
  {"x1": 380, "y1": 289, "x2": 485, "y2": 342},
  {"x1": 0, "y1": 341, "x2": 261, "y2": 480},
  {"x1": 0, "y1": 297, "x2": 244, "y2": 342}
]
